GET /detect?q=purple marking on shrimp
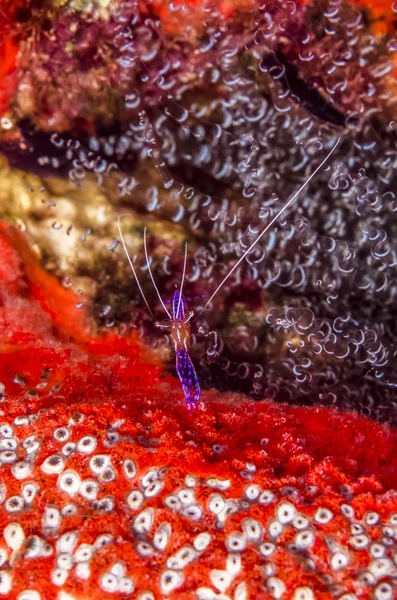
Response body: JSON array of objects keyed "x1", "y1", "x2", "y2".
[
  {"x1": 176, "y1": 348, "x2": 200, "y2": 408},
  {"x1": 172, "y1": 289, "x2": 186, "y2": 321}
]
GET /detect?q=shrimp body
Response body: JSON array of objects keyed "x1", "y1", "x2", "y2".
[
  {"x1": 170, "y1": 289, "x2": 200, "y2": 408},
  {"x1": 117, "y1": 137, "x2": 340, "y2": 409}
]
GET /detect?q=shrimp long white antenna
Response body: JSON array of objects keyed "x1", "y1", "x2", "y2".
[
  {"x1": 198, "y1": 137, "x2": 341, "y2": 315},
  {"x1": 177, "y1": 242, "x2": 188, "y2": 318},
  {"x1": 143, "y1": 227, "x2": 172, "y2": 318},
  {"x1": 117, "y1": 215, "x2": 155, "y2": 319}
]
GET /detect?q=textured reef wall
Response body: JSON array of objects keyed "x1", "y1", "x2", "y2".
[{"x1": 0, "y1": 0, "x2": 397, "y2": 598}]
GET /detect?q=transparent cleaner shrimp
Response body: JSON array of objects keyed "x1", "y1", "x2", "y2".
[{"x1": 117, "y1": 137, "x2": 341, "y2": 408}]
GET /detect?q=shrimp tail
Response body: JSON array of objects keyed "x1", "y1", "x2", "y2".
[{"x1": 175, "y1": 348, "x2": 200, "y2": 409}]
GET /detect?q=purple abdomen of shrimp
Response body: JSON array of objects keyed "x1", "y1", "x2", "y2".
[
  {"x1": 172, "y1": 290, "x2": 200, "y2": 407},
  {"x1": 176, "y1": 349, "x2": 200, "y2": 408}
]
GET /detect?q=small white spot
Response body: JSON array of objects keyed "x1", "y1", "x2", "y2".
[
  {"x1": 349, "y1": 534, "x2": 369, "y2": 550},
  {"x1": 177, "y1": 488, "x2": 195, "y2": 507},
  {"x1": 57, "y1": 553, "x2": 73, "y2": 570},
  {"x1": 61, "y1": 504, "x2": 77, "y2": 517},
  {"x1": 21, "y1": 482, "x2": 39, "y2": 504},
  {"x1": 276, "y1": 502, "x2": 297, "y2": 524},
  {"x1": 210, "y1": 569, "x2": 232, "y2": 593},
  {"x1": 137, "y1": 593, "x2": 155, "y2": 600},
  {"x1": 259, "y1": 542, "x2": 275, "y2": 557},
  {"x1": 136, "y1": 541, "x2": 154, "y2": 557},
  {"x1": 206, "y1": 477, "x2": 231, "y2": 491},
  {"x1": 160, "y1": 570, "x2": 184, "y2": 594},
  {"x1": 79, "y1": 479, "x2": 99, "y2": 501},
  {"x1": 42, "y1": 506, "x2": 61, "y2": 530},
  {"x1": 89, "y1": 454, "x2": 111, "y2": 474},
  {"x1": 294, "y1": 529, "x2": 315, "y2": 549},
  {"x1": 118, "y1": 577, "x2": 135, "y2": 595},
  {"x1": 225, "y1": 532, "x2": 247, "y2": 553},
  {"x1": 244, "y1": 484, "x2": 261, "y2": 501},
  {"x1": 340, "y1": 504, "x2": 354, "y2": 519},
  {"x1": 234, "y1": 582, "x2": 248, "y2": 600},
  {"x1": 208, "y1": 493, "x2": 225, "y2": 515},
  {"x1": 164, "y1": 495, "x2": 181, "y2": 511},
  {"x1": 133, "y1": 508, "x2": 154, "y2": 534},
  {"x1": 141, "y1": 469, "x2": 159, "y2": 488},
  {"x1": 5, "y1": 496, "x2": 24, "y2": 513},
  {"x1": 12, "y1": 461, "x2": 33, "y2": 481},
  {"x1": 292, "y1": 587, "x2": 314, "y2": 600},
  {"x1": 17, "y1": 591, "x2": 41, "y2": 600},
  {"x1": 53, "y1": 427, "x2": 71, "y2": 442},
  {"x1": 98, "y1": 467, "x2": 117, "y2": 484},
  {"x1": 226, "y1": 553, "x2": 241, "y2": 576},
  {"x1": 58, "y1": 470, "x2": 81, "y2": 496},
  {"x1": 122, "y1": 459, "x2": 136, "y2": 479},
  {"x1": 74, "y1": 544, "x2": 93, "y2": 563},
  {"x1": 0, "y1": 451, "x2": 17, "y2": 464},
  {"x1": 4, "y1": 522, "x2": 25, "y2": 551},
  {"x1": 175, "y1": 545, "x2": 197, "y2": 567},
  {"x1": 242, "y1": 517, "x2": 262, "y2": 542},
  {"x1": 314, "y1": 508, "x2": 333, "y2": 524},
  {"x1": 14, "y1": 417, "x2": 29, "y2": 427},
  {"x1": 350, "y1": 522, "x2": 364, "y2": 535},
  {"x1": 99, "y1": 572, "x2": 118, "y2": 593},
  {"x1": 126, "y1": 490, "x2": 144, "y2": 510},
  {"x1": 370, "y1": 543, "x2": 386, "y2": 559},
  {"x1": 108, "y1": 561, "x2": 124, "y2": 578},
  {"x1": 75, "y1": 562, "x2": 90, "y2": 580},
  {"x1": 0, "y1": 425, "x2": 13, "y2": 438},
  {"x1": 369, "y1": 558, "x2": 394, "y2": 579},
  {"x1": 51, "y1": 568, "x2": 68, "y2": 587},
  {"x1": 184, "y1": 475, "x2": 197, "y2": 487},
  {"x1": 365, "y1": 511, "x2": 379, "y2": 526},
  {"x1": 0, "y1": 571, "x2": 12, "y2": 595},
  {"x1": 331, "y1": 551, "x2": 349, "y2": 571},
  {"x1": 259, "y1": 490, "x2": 275, "y2": 505},
  {"x1": 61, "y1": 443, "x2": 76, "y2": 457},
  {"x1": 374, "y1": 583, "x2": 393, "y2": 600},
  {"x1": 41, "y1": 454, "x2": 65, "y2": 475},
  {"x1": 194, "y1": 532, "x2": 212, "y2": 552},
  {"x1": 268, "y1": 520, "x2": 283, "y2": 539},
  {"x1": 76, "y1": 436, "x2": 97, "y2": 455},
  {"x1": 56, "y1": 531, "x2": 78, "y2": 555},
  {"x1": 267, "y1": 577, "x2": 286, "y2": 599},
  {"x1": 153, "y1": 522, "x2": 172, "y2": 551},
  {"x1": 182, "y1": 505, "x2": 203, "y2": 521},
  {"x1": 94, "y1": 534, "x2": 113, "y2": 550},
  {"x1": 292, "y1": 515, "x2": 309, "y2": 530},
  {"x1": 144, "y1": 481, "x2": 164, "y2": 498},
  {"x1": 0, "y1": 439, "x2": 17, "y2": 451}
]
